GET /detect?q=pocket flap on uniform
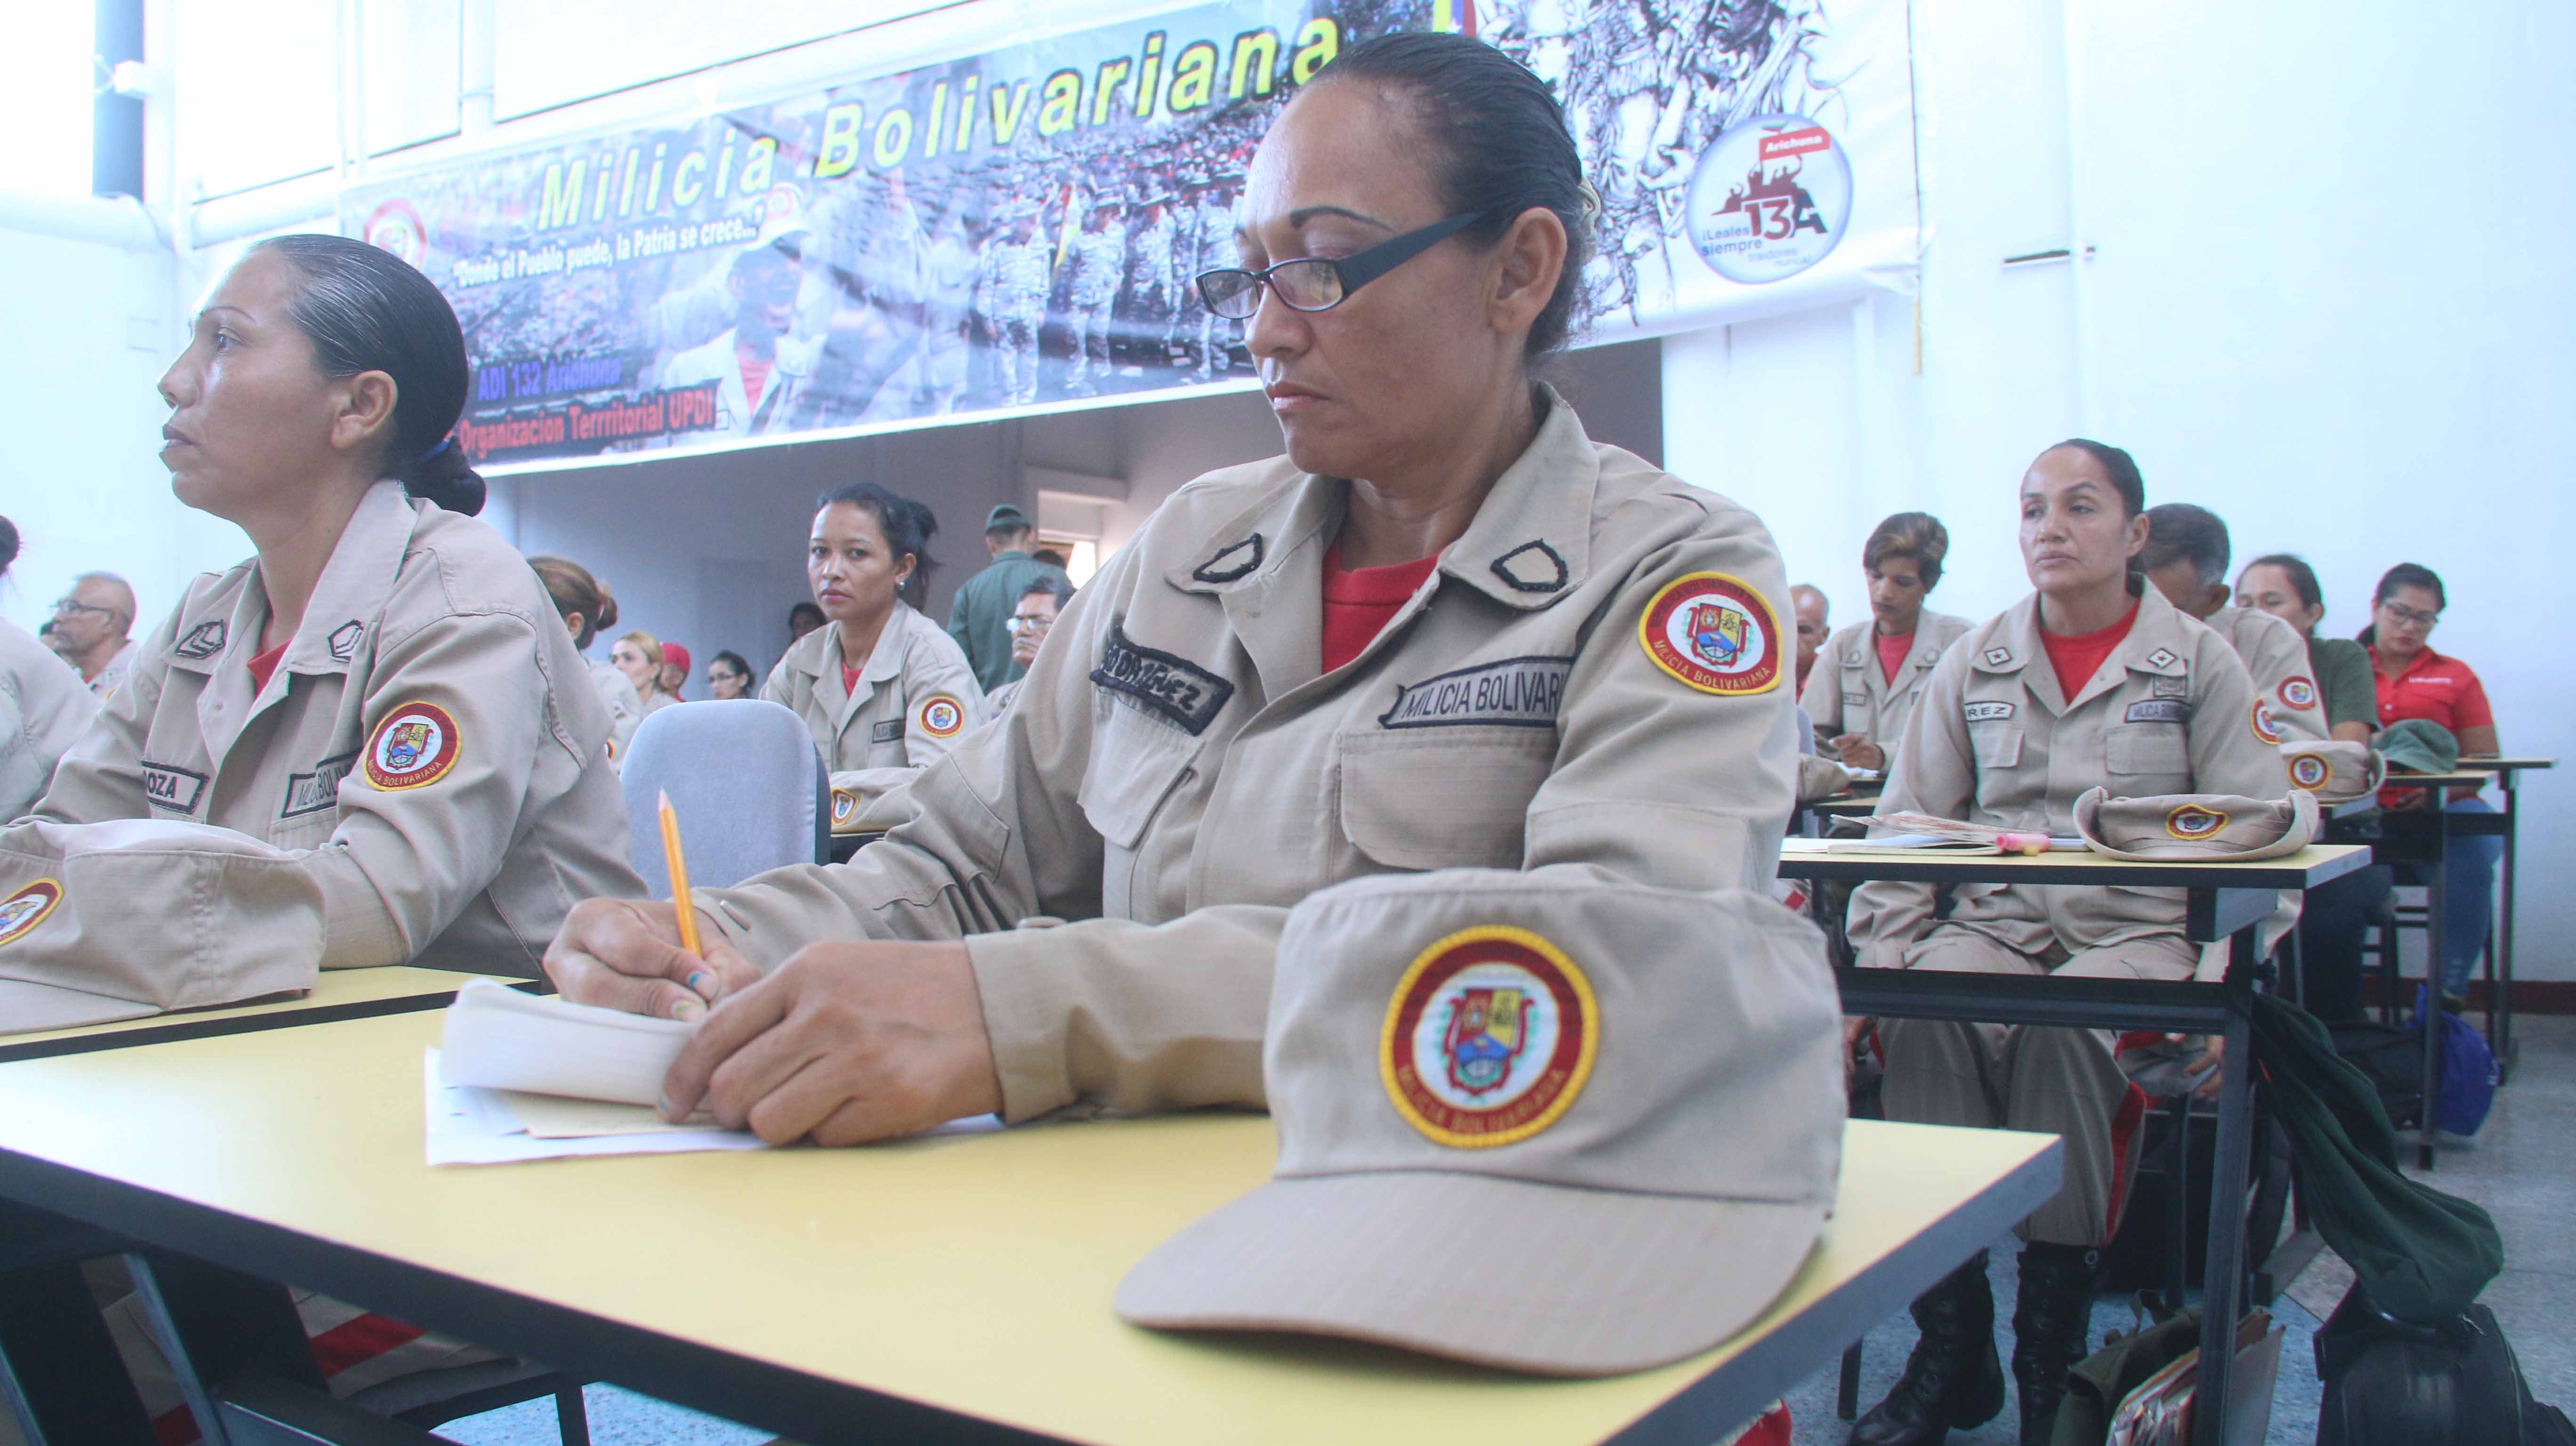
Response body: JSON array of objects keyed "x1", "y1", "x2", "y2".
[
  {"x1": 1336, "y1": 729, "x2": 1554, "y2": 870},
  {"x1": 2105, "y1": 723, "x2": 2190, "y2": 775},
  {"x1": 1971, "y1": 725, "x2": 2024, "y2": 769},
  {"x1": 1077, "y1": 699, "x2": 1204, "y2": 850}
]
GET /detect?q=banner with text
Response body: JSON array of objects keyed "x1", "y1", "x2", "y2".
[{"x1": 339, "y1": 0, "x2": 1914, "y2": 467}]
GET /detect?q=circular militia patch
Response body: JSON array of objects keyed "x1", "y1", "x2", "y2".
[
  {"x1": 2289, "y1": 754, "x2": 2331, "y2": 791},
  {"x1": 918, "y1": 695, "x2": 966, "y2": 739},
  {"x1": 2166, "y1": 804, "x2": 2229, "y2": 841},
  {"x1": 830, "y1": 788, "x2": 858, "y2": 827},
  {"x1": 2250, "y1": 699, "x2": 2284, "y2": 746},
  {"x1": 1639, "y1": 572, "x2": 1782, "y2": 695},
  {"x1": 2279, "y1": 676, "x2": 2318, "y2": 712},
  {"x1": 364, "y1": 701, "x2": 461, "y2": 791},
  {"x1": 0, "y1": 879, "x2": 63, "y2": 948},
  {"x1": 1380, "y1": 925, "x2": 1597, "y2": 1149}
]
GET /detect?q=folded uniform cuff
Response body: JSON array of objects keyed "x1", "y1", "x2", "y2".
[{"x1": 963, "y1": 924, "x2": 1078, "y2": 1122}]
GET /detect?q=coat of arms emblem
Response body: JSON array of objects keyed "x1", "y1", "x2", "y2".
[
  {"x1": 1688, "y1": 600, "x2": 1748, "y2": 668},
  {"x1": 1442, "y1": 986, "x2": 1530, "y2": 1095}
]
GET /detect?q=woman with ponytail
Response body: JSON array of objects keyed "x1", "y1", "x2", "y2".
[
  {"x1": 530, "y1": 555, "x2": 645, "y2": 764},
  {"x1": 7, "y1": 234, "x2": 642, "y2": 1026}
]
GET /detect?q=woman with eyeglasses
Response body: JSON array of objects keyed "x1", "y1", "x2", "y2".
[
  {"x1": 2359, "y1": 562, "x2": 2501, "y2": 1004},
  {"x1": 541, "y1": 33, "x2": 1801, "y2": 1159},
  {"x1": 0, "y1": 518, "x2": 100, "y2": 820}
]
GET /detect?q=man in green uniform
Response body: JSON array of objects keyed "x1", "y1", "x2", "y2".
[{"x1": 947, "y1": 504, "x2": 1069, "y2": 691}]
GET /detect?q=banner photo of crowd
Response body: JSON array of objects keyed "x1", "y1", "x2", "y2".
[{"x1": 338, "y1": 0, "x2": 1916, "y2": 469}]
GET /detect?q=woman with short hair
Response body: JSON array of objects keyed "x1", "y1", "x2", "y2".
[{"x1": 1802, "y1": 511, "x2": 1970, "y2": 775}]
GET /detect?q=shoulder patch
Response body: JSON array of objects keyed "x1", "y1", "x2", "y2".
[
  {"x1": 1964, "y1": 700, "x2": 2017, "y2": 722},
  {"x1": 1983, "y1": 646, "x2": 2015, "y2": 668},
  {"x1": 140, "y1": 761, "x2": 210, "y2": 816},
  {"x1": 916, "y1": 695, "x2": 967, "y2": 739},
  {"x1": 326, "y1": 620, "x2": 365, "y2": 662},
  {"x1": 2125, "y1": 699, "x2": 2192, "y2": 725},
  {"x1": 364, "y1": 701, "x2": 463, "y2": 791},
  {"x1": 2250, "y1": 699, "x2": 2284, "y2": 746},
  {"x1": 1379, "y1": 656, "x2": 1571, "y2": 729},
  {"x1": 2145, "y1": 647, "x2": 2182, "y2": 671},
  {"x1": 1489, "y1": 540, "x2": 1570, "y2": 594},
  {"x1": 0, "y1": 879, "x2": 64, "y2": 948},
  {"x1": 2279, "y1": 675, "x2": 2318, "y2": 712},
  {"x1": 1091, "y1": 619, "x2": 1234, "y2": 736},
  {"x1": 1190, "y1": 534, "x2": 1264, "y2": 584},
  {"x1": 1638, "y1": 572, "x2": 1782, "y2": 696},
  {"x1": 281, "y1": 750, "x2": 358, "y2": 820},
  {"x1": 173, "y1": 621, "x2": 226, "y2": 661},
  {"x1": 830, "y1": 787, "x2": 859, "y2": 829},
  {"x1": 869, "y1": 718, "x2": 905, "y2": 745}
]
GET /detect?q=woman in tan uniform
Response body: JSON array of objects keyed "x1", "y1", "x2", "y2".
[
  {"x1": 530, "y1": 555, "x2": 645, "y2": 765},
  {"x1": 1843, "y1": 441, "x2": 2285, "y2": 1446},
  {"x1": 3, "y1": 234, "x2": 640, "y2": 1023},
  {"x1": 544, "y1": 33, "x2": 1802, "y2": 1154},
  {"x1": 610, "y1": 629, "x2": 676, "y2": 717},
  {"x1": 760, "y1": 482, "x2": 982, "y2": 832},
  {"x1": 1801, "y1": 511, "x2": 1971, "y2": 774}
]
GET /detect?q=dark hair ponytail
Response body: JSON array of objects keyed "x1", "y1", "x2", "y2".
[
  {"x1": 254, "y1": 233, "x2": 484, "y2": 516},
  {"x1": 0, "y1": 516, "x2": 17, "y2": 577},
  {"x1": 816, "y1": 482, "x2": 940, "y2": 611},
  {"x1": 2242, "y1": 553, "x2": 2323, "y2": 612},
  {"x1": 2358, "y1": 561, "x2": 2445, "y2": 646}
]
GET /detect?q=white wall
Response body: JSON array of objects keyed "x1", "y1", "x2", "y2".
[{"x1": 1666, "y1": 0, "x2": 2576, "y2": 976}]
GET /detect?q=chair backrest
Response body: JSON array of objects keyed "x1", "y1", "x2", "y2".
[{"x1": 620, "y1": 700, "x2": 829, "y2": 892}]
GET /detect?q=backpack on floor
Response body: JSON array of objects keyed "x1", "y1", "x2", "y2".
[
  {"x1": 2316, "y1": 1283, "x2": 2576, "y2": 1446},
  {"x1": 2412, "y1": 986, "x2": 2499, "y2": 1136}
]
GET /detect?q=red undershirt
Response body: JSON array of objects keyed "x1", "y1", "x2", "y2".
[
  {"x1": 1321, "y1": 544, "x2": 1440, "y2": 673},
  {"x1": 2039, "y1": 601, "x2": 2139, "y2": 697},
  {"x1": 247, "y1": 642, "x2": 288, "y2": 694},
  {"x1": 738, "y1": 346, "x2": 773, "y2": 415},
  {"x1": 1874, "y1": 628, "x2": 1914, "y2": 686},
  {"x1": 841, "y1": 663, "x2": 863, "y2": 697}
]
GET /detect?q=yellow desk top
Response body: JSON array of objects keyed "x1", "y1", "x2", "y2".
[
  {"x1": 1779, "y1": 837, "x2": 2368, "y2": 883},
  {"x1": 0, "y1": 965, "x2": 483, "y2": 1056},
  {"x1": 0, "y1": 1010, "x2": 2055, "y2": 1446}
]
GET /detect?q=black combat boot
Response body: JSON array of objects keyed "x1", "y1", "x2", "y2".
[
  {"x1": 2011, "y1": 1242, "x2": 2106, "y2": 1445},
  {"x1": 1849, "y1": 1251, "x2": 2005, "y2": 1445}
]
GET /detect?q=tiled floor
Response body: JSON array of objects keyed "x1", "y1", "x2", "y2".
[{"x1": 446, "y1": 1019, "x2": 2576, "y2": 1446}]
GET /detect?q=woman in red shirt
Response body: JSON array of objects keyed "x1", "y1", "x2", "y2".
[{"x1": 2362, "y1": 562, "x2": 2501, "y2": 1002}]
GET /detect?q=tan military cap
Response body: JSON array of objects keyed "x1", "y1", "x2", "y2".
[
  {"x1": 1116, "y1": 868, "x2": 1845, "y2": 1376},
  {"x1": 2071, "y1": 786, "x2": 2319, "y2": 863},
  {"x1": 0, "y1": 819, "x2": 323, "y2": 1033},
  {"x1": 2279, "y1": 740, "x2": 2384, "y2": 802}
]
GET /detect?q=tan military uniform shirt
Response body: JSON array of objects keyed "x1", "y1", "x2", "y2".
[
  {"x1": 1800, "y1": 611, "x2": 1971, "y2": 763},
  {"x1": 760, "y1": 601, "x2": 983, "y2": 831},
  {"x1": 588, "y1": 658, "x2": 644, "y2": 767},
  {"x1": 1, "y1": 619, "x2": 97, "y2": 821},
  {"x1": 2201, "y1": 605, "x2": 2328, "y2": 744},
  {"x1": 695, "y1": 392, "x2": 1799, "y2": 1123},
  {"x1": 27, "y1": 480, "x2": 645, "y2": 975},
  {"x1": 1850, "y1": 584, "x2": 2288, "y2": 973}
]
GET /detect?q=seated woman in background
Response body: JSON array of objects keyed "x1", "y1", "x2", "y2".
[
  {"x1": 530, "y1": 554, "x2": 644, "y2": 763},
  {"x1": 0, "y1": 517, "x2": 99, "y2": 820},
  {"x1": 8, "y1": 233, "x2": 640, "y2": 1021},
  {"x1": 1800, "y1": 511, "x2": 1969, "y2": 775},
  {"x1": 2139, "y1": 502, "x2": 2329, "y2": 741},
  {"x1": 705, "y1": 649, "x2": 757, "y2": 699},
  {"x1": 1846, "y1": 441, "x2": 2283, "y2": 1444},
  {"x1": 2233, "y1": 553, "x2": 2375, "y2": 743},
  {"x1": 2364, "y1": 562, "x2": 2501, "y2": 1007},
  {"x1": 611, "y1": 629, "x2": 676, "y2": 716},
  {"x1": 658, "y1": 641, "x2": 692, "y2": 701},
  {"x1": 761, "y1": 482, "x2": 982, "y2": 832}
]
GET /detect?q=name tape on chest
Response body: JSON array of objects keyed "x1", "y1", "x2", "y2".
[
  {"x1": 281, "y1": 750, "x2": 359, "y2": 820},
  {"x1": 1842, "y1": 691, "x2": 1868, "y2": 706},
  {"x1": 1379, "y1": 656, "x2": 1571, "y2": 730},
  {"x1": 1638, "y1": 572, "x2": 1782, "y2": 696},
  {"x1": 364, "y1": 701, "x2": 463, "y2": 791},
  {"x1": 2125, "y1": 699, "x2": 2192, "y2": 725},
  {"x1": 1964, "y1": 700, "x2": 2017, "y2": 722},
  {"x1": 140, "y1": 761, "x2": 209, "y2": 815},
  {"x1": 0, "y1": 879, "x2": 64, "y2": 948},
  {"x1": 1091, "y1": 620, "x2": 1233, "y2": 736},
  {"x1": 870, "y1": 718, "x2": 906, "y2": 745},
  {"x1": 916, "y1": 694, "x2": 967, "y2": 739}
]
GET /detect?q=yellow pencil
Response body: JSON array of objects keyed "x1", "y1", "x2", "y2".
[{"x1": 657, "y1": 788, "x2": 702, "y2": 958}]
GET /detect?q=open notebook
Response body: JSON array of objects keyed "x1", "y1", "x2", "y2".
[{"x1": 437, "y1": 977, "x2": 694, "y2": 1105}]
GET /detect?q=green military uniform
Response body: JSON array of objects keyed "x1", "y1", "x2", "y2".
[{"x1": 947, "y1": 547, "x2": 1070, "y2": 692}]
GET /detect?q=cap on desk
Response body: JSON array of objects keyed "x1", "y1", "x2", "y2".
[
  {"x1": 0, "y1": 818, "x2": 322, "y2": 1032},
  {"x1": 2071, "y1": 786, "x2": 2319, "y2": 863},
  {"x1": 1116, "y1": 869, "x2": 1844, "y2": 1376},
  {"x1": 2280, "y1": 739, "x2": 2383, "y2": 802},
  {"x1": 2378, "y1": 718, "x2": 2458, "y2": 776}
]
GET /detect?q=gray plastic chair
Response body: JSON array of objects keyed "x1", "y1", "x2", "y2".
[{"x1": 619, "y1": 700, "x2": 829, "y2": 892}]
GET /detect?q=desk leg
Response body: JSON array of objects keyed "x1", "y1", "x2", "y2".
[
  {"x1": 2495, "y1": 776, "x2": 2518, "y2": 1076},
  {"x1": 2191, "y1": 932, "x2": 2259, "y2": 1446},
  {"x1": 2420, "y1": 810, "x2": 2449, "y2": 1172}
]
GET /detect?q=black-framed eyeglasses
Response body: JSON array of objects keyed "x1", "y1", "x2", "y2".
[
  {"x1": 1195, "y1": 209, "x2": 1494, "y2": 321},
  {"x1": 49, "y1": 598, "x2": 121, "y2": 620}
]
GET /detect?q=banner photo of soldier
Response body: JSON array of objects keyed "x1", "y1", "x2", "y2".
[{"x1": 338, "y1": 0, "x2": 1916, "y2": 470}]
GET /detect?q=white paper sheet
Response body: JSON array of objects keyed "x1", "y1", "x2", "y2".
[{"x1": 423, "y1": 1048, "x2": 769, "y2": 1165}]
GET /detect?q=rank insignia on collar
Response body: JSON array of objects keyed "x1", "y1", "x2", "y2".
[
  {"x1": 0, "y1": 879, "x2": 63, "y2": 948},
  {"x1": 326, "y1": 620, "x2": 364, "y2": 662},
  {"x1": 2145, "y1": 647, "x2": 2181, "y2": 671},
  {"x1": 1380, "y1": 925, "x2": 1597, "y2": 1149},
  {"x1": 173, "y1": 621, "x2": 226, "y2": 661},
  {"x1": 1190, "y1": 533, "x2": 1264, "y2": 584},
  {"x1": 1638, "y1": 572, "x2": 1782, "y2": 696},
  {"x1": 1489, "y1": 539, "x2": 1569, "y2": 594},
  {"x1": 1983, "y1": 646, "x2": 2014, "y2": 667}
]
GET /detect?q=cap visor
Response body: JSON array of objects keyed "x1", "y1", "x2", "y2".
[
  {"x1": 0, "y1": 978, "x2": 161, "y2": 1035},
  {"x1": 1116, "y1": 1171, "x2": 1825, "y2": 1377}
]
